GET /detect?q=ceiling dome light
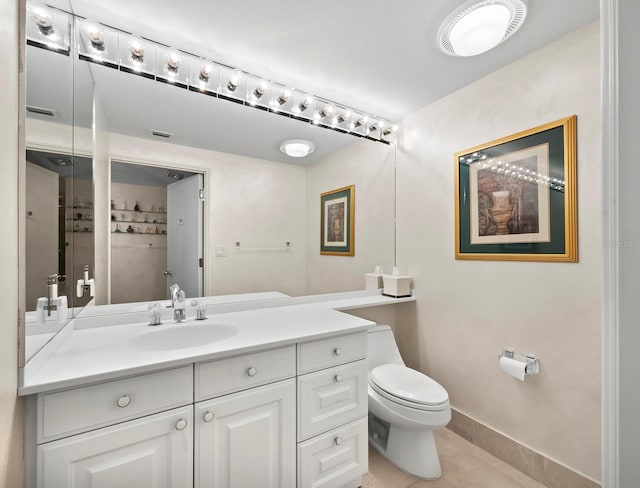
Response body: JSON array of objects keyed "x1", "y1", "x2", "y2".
[
  {"x1": 280, "y1": 139, "x2": 315, "y2": 158},
  {"x1": 438, "y1": 0, "x2": 528, "y2": 57}
]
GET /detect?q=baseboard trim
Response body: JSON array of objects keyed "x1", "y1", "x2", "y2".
[{"x1": 447, "y1": 408, "x2": 601, "y2": 488}]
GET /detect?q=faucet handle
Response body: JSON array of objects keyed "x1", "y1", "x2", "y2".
[
  {"x1": 176, "y1": 290, "x2": 186, "y2": 303},
  {"x1": 148, "y1": 302, "x2": 162, "y2": 326},
  {"x1": 193, "y1": 300, "x2": 207, "y2": 320}
]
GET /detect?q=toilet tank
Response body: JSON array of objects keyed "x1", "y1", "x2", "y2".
[{"x1": 367, "y1": 324, "x2": 405, "y2": 370}]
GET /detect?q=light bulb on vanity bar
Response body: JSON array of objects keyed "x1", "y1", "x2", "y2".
[{"x1": 227, "y1": 69, "x2": 242, "y2": 92}]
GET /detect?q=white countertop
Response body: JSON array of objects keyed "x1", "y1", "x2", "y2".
[{"x1": 19, "y1": 290, "x2": 415, "y2": 395}]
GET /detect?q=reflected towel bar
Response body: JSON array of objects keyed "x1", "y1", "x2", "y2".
[{"x1": 234, "y1": 241, "x2": 291, "y2": 252}]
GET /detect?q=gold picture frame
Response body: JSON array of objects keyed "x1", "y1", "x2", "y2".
[
  {"x1": 455, "y1": 115, "x2": 577, "y2": 262},
  {"x1": 320, "y1": 185, "x2": 355, "y2": 256}
]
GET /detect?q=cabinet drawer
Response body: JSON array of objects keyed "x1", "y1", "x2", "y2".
[
  {"x1": 195, "y1": 345, "x2": 296, "y2": 401},
  {"x1": 297, "y1": 360, "x2": 368, "y2": 441},
  {"x1": 297, "y1": 332, "x2": 366, "y2": 374},
  {"x1": 38, "y1": 365, "x2": 193, "y2": 443},
  {"x1": 297, "y1": 417, "x2": 368, "y2": 488}
]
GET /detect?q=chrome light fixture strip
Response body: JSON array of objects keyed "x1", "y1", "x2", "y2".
[{"x1": 26, "y1": 2, "x2": 398, "y2": 145}]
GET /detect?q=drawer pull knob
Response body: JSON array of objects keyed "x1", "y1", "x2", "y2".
[
  {"x1": 335, "y1": 436, "x2": 343, "y2": 446},
  {"x1": 247, "y1": 366, "x2": 258, "y2": 377},
  {"x1": 203, "y1": 411, "x2": 214, "y2": 423},
  {"x1": 175, "y1": 418, "x2": 187, "y2": 431},
  {"x1": 334, "y1": 347, "x2": 342, "y2": 356},
  {"x1": 334, "y1": 374, "x2": 343, "y2": 383},
  {"x1": 116, "y1": 395, "x2": 131, "y2": 408}
]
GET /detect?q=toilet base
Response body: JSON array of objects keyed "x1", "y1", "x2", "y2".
[{"x1": 371, "y1": 424, "x2": 442, "y2": 480}]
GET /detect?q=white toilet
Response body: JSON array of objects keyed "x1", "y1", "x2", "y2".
[{"x1": 367, "y1": 324, "x2": 451, "y2": 479}]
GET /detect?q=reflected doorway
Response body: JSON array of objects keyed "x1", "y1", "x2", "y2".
[
  {"x1": 25, "y1": 149, "x2": 94, "y2": 312},
  {"x1": 110, "y1": 161, "x2": 204, "y2": 304}
]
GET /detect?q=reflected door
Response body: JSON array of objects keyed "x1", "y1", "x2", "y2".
[{"x1": 167, "y1": 174, "x2": 204, "y2": 299}]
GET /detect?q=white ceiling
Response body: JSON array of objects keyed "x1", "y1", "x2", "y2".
[{"x1": 29, "y1": 0, "x2": 599, "y2": 164}]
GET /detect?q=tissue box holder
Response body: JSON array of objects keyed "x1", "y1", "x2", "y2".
[
  {"x1": 382, "y1": 275, "x2": 411, "y2": 298},
  {"x1": 365, "y1": 273, "x2": 384, "y2": 290}
]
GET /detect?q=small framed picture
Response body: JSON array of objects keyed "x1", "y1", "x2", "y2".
[
  {"x1": 455, "y1": 115, "x2": 577, "y2": 262},
  {"x1": 320, "y1": 185, "x2": 355, "y2": 256}
]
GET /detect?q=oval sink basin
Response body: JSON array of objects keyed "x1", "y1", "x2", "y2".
[{"x1": 128, "y1": 324, "x2": 238, "y2": 351}]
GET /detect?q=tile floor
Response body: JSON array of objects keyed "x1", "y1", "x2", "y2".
[{"x1": 363, "y1": 428, "x2": 546, "y2": 488}]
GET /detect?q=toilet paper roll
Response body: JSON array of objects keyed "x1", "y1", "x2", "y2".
[{"x1": 500, "y1": 356, "x2": 526, "y2": 381}]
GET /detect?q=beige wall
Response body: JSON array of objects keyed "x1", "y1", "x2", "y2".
[
  {"x1": 0, "y1": 0, "x2": 24, "y2": 485},
  {"x1": 395, "y1": 23, "x2": 601, "y2": 481},
  {"x1": 305, "y1": 140, "x2": 396, "y2": 294}
]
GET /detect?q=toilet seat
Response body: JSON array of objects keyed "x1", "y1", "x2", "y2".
[{"x1": 369, "y1": 364, "x2": 449, "y2": 411}]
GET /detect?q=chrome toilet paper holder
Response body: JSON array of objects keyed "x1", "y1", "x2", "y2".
[{"x1": 499, "y1": 349, "x2": 540, "y2": 375}]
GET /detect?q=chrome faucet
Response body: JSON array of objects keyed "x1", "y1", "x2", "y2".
[
  {"x1": 169, "y1": 283, "x2": 186, "y2": 323},
  {"x1": 46, "y1": 274, "x2": 58, "y2": 317},
  {"x1": 169, "y1": 283, "x2": 181, "y2": 308}
]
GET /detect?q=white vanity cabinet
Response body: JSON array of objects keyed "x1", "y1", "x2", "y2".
[
  {"x1": 296, "y1": 332, "x2": 369, "y2": 488},
  {"x1": 26, "y1": 331, "x2": 369, "y2": 488},
  {"x1": 194, "y1": 345, "x2": 297, "y2": 488},
  {"x1": 29, "y1": 366, "x2": 195, "y2": 488}
]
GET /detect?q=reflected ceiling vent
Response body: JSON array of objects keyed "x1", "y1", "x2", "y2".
[
  {"x1": 48, "y1": 156, "x2": 75, "y2": 167},
  {"x1": 167, "y1": 171, "x2": 184, "y2": 180},
  {"x1": 148, "y1": 129, "x2": 173, "y2": 139},
  {"x1": 26, "y1": 105, "x2": 57, "y2": 117}
]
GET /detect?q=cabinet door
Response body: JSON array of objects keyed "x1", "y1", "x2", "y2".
[
  {"x1": 196, "y1": 379, "x2": 296, "y2": 488},
  {"x1": 38, "y1": 406, "x2": 193, "y2": 488}
]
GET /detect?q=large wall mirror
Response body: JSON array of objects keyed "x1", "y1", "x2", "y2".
[
  {"x1": 24, "y1": 10, "x2": 96, "y2": 360},
  {"x1": 22, "y1": 1, "x2": 397, "y2": 362}
]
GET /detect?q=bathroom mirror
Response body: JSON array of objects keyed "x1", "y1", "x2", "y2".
[
  {"x1": 24, "y1": 26, "x2": 97, "y2": 358},
  {"x1": 22, "y1": 2, "x2": 396, "y2": 358}
]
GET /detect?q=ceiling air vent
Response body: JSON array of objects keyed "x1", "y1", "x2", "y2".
[
  {"x1": 48, "y1": 156, "x2": 75, "y2": 167},
  {"x1": 148, "y1": 129, "x2": 173, "y2": 139},
  {"x1": 26, "y1": 105, "x2": 57, "y2": 117}
]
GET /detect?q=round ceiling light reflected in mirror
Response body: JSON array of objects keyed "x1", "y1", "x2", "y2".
[{"x1": 280, "y1": 139, "x2": 315, "y2": 158}]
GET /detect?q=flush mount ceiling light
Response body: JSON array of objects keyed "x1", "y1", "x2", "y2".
[
  {"x1": 438, "y1": 0, "x2": 528, "y2": 57},
  {"x1": 280, "y1": 139, "x2": 315, "y2": 158},
  {"x1": 48, "y1": 156, "x2": 75, "y2": 167}
]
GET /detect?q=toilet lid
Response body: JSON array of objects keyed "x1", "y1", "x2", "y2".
[{"x1": 370, "y1": 364, "x2": 449, "y2": 406}]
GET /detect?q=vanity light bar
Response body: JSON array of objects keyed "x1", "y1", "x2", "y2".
[
  {"x1": 25, "y1": 3, "x2": 398, "y2": 144},
  {"x1": 26, "y1": 3, "x2": 71, "y2": 54}
]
